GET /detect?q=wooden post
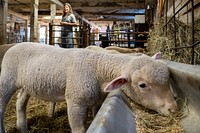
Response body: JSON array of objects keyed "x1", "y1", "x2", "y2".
[
  {"x1": 49, "y1": 23, "x2": 52, "y2": 45},
  {"x1": 30, "y1": 0, "x2": 39, "y2": 42},
  {"x1": 159, "y1": 0, "x2": 163, "y2": 18},
  {"x1": 24, "y1": 19, "x2": 28, "y2": 42},
  {"x1": 0, "y1": 0, "x2": 8, "y2": 45},
  {"x1": 50, "y1": 3, "x2": 56, "y2": 45},
  {"x1": 45, "y1": 24, "x2": 48, "y2": 44},
  {"x1": 9, "y1": 14, "x2": 15, "y2": 43},
  {"x1": 37, "y1": 23, "x2": 40, "y2": 42},
  {"x1": 51, "y1": 4, "x2": 56, "y2": 23}
]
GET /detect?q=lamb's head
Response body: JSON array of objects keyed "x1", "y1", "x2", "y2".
[
  {"x1": 104, "y1": 55, "x2": 178, "y2": 115},
  {"x1": 128, "y1": 61, "x2": 178, "y2": 115}
]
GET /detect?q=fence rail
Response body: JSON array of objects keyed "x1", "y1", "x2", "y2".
[{"x1": 49, "y1": 23, "x2": 148, "y2": 49}]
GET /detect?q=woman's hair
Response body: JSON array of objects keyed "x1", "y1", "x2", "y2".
[{"x1": 62, "y1": 3, "x2": 73, "y2": 17}]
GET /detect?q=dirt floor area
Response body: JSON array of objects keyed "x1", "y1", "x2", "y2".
[
  {"x1": 4, "y1": 91, "x2": 185, "y2": 133},
  {"x1": 4, "y1": 93, "x2": 93, "y2": 133}
]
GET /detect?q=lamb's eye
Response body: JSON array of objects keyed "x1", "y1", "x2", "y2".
[{"x1": 139, "y1": 83, "x2": 146, "y2": 88}]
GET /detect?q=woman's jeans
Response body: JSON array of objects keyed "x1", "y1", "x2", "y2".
[{"x1": 61, "y1": 32, "x2": 74, "y2": 48}]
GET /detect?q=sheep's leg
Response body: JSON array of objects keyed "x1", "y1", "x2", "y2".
[
  {"x1": 0, "y1": 79, "x2": 16, "y2": 133},
  {"x1": 0, "y1": 103, "x2": 7, "y2": 133},
  {"x1": 16, "y1": 89, "x2": 30, "y2": 133},
  {"x1": 67, "y1": 100, "x2": 88, "y2": 133},
  {"x1": 48, "y1": 102, "x2": 56, "y2": 118}
]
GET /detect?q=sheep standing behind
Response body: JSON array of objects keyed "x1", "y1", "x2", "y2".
[
  {"x1": 86, "y1": 45, "x2": 144, "y2": 56},
  {"x1": 0, "y1": 42, "x2": 178, "y2": 133},
  {"x1": 105, "y1": 45, "x2": 146, "y2": 53},
  {"x1": 85, "y1": 45, "x2": 120, "y2": 54}
]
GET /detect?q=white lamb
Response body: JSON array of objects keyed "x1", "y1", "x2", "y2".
[
  {"x1": 0, "y1": 42, "x2": 178, "y2": 133},
  {"x1": 86, "y1": 45, "x2": 120, "y2": 54},
  {"x1": 105, "y1": 45, "x2": 146, "y2": 53},
  {"x1": 85, "y1": 45, "x2": 144, "y2": 56}
]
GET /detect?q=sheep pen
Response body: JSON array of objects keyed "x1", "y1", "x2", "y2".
[{"x1": 1, "y1": 46, "x2": 184, "y2": 133}]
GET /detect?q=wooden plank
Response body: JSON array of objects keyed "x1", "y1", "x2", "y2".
[
  {"x1": 50, "y1": 4, "x2": 56, "y2": 22},
  {"x1": 79, "y1": 12, "x2": 145, "y2": 16},
  {"x1": 49, "y1": 0, "x2": 63, "y2": 8},
  {"x1": 0, "y1": 0, "x2": 8, "y2": 45},
  {"x1": 8, "y1": 9, "x2": 29, "y2": 20},
  {"x1": 30, "y1": 0, "x2": 39, "y2": 42}
]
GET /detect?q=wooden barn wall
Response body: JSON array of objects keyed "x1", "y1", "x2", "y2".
[{"x1": 166, "y1": 0, "x2": 200, "y2": 23}]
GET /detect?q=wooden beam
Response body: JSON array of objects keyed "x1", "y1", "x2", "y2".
[
  {"x1": 71, "y1": 3, "x2": 145, "y2": 9},
  {"x1": 0, "y1": 0, "x2": 8, "y2": 45},
  {"x1": 79, "y1": 12, "x2": 145, "y2": 16},
  {"x1": 30, "y1": 0, "x2": 39, "y2": 42},
  {"x1": 49, "y1": 0, "x2": 63, "y2": 9},
  {"x1": 8, "y1": 3, "x2": 50, "y2": 10},
  {"x1": 159, "y1": 0, "x2": 163, "y2": 17},
  {"x1": 8, "y1": 9, "x2": 48, "y2": 25},
  {"x1": 88, "y1": 18, "x2": 134, "y2": 21},
  {"x1": 8, "y1": 9, "x2": 29, "y2": 20},
  {"x1": 50, "y1": 4, "x2": 56, "y2": 22},
  {"x1": 24, "y1": 19, "x2": 28, "y2": 42}
]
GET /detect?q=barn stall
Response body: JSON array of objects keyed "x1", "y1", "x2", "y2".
[{"x1": 0, "y1": 0, "x2": 200, "y2": 133}]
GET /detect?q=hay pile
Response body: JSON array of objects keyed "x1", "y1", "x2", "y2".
[
  {"x1": 130, "y1": 100, "x2": 186, "y2": 133},
  {"x1": 121, "y1": 88, "x2": 186, "y2": 133},
  {"x1": 147, "y1": 18, "x2": 200, "y2": 64}
]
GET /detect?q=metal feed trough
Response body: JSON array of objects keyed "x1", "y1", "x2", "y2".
[{"x1": 86, "y1": 61, "x2": 200, "y2": 133}]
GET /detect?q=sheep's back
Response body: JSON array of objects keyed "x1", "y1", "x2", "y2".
[{"x1": 1, "y1": 43, "x2": 97, "y2": 102}]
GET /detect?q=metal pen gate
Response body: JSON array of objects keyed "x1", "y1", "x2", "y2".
[{"x1": 162, "y1": 0, "x2": 200, "y2": 65}]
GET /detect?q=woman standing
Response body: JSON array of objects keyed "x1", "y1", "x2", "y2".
[{"x1": 60, "y1": 3, "x2": 77, "y2": 48}]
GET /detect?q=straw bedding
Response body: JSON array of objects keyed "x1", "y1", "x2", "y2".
[
  {"x1": 4, "y1": 92, "x2": 186, "y2": 133},
  {"x1": 129, "y1": 98, "x2": 187, "y2": 133},
  {"x1": 4, "y1": 92, "x2": 93, "y2": 133}
]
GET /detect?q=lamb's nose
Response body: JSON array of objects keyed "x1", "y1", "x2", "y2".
[{"x1": 168, "y1": 102, "x2": 179, "y2": 113}]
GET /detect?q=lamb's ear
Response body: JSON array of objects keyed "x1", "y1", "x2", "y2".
[
  {"x1": 104, "y1": 75, "x2": 127, "y2": 92},
  {"x1": 151, "y1": 52, "x2": 162, "y2": 60}
]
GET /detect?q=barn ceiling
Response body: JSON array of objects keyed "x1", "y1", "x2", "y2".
[{"x1": 8, "y1": 0, "x2": 149, "y2": 23}]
